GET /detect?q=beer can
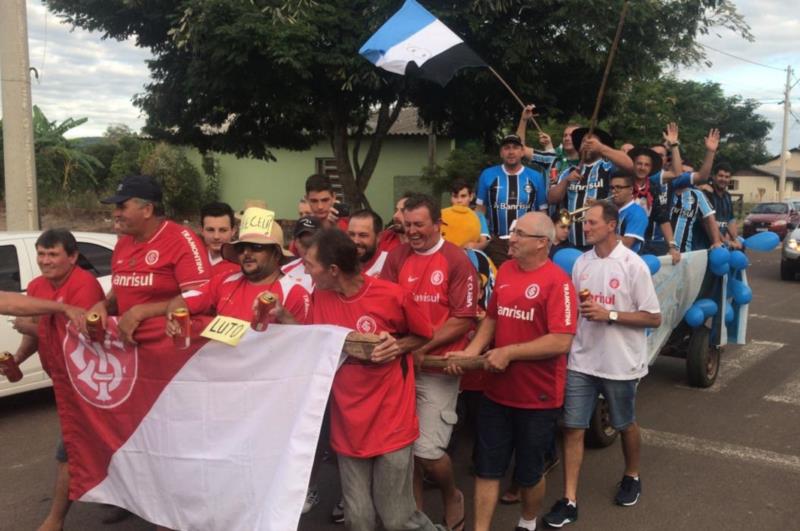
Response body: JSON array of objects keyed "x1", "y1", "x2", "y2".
[
  {"x1": 549, "y1": 166, "x2": 559, "y2": 184},
  {"x1": 579, "y1": 288, "x2": 592, "y2": 303},
  {"x1": 0, "y1": 352, "x2": 23, "y2": 383},
  {"x1": 86, "y1": 312, "x2": 105, "y2": 343},
  {"x1": 252, "y1": 292, "x2": 277, "y2": 331},
  {"x1": 171, "y1": 308, "x2": 191, "y2": 350}
]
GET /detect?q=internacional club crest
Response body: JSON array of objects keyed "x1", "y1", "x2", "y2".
[
  {"x1": 63, "y1": 319, "x2": 137, "y2": 409},
  {"x1": 145, "y1": 250, "x2": 160, "y2": 266},
  {"x1": 525, "y1": 283, "x2": 540, "y2": 299},
  {"x1": 356, "y1": 315, "x2": 378, "y2": 334},
  {"x1": 430, "y1": 270, "x2": 444, "y2": 286}
]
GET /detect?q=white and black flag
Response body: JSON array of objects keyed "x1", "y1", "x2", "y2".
[{"x1": 359, "y1": 0, "x2": 486, "y2": 86}]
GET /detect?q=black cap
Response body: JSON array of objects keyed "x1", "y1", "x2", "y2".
[
  {"x1": 500, "y1": 134, "x2": 523, "y2": 147},
  {"x1": 293, "y1": 216, "x2": 322, "y2": 238},
  {"x1": 627, "y1": 146, "x2": 663, "y2": 175},
  {"x1": 571, "y1": 127, "x2": 615, "y2": 152},
  {"x1": 101, "y1": 175, "x2": 162, "y2": 204}
]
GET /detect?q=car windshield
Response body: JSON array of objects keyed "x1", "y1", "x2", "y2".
[{"x1": 751, "y1": 203, "x2": 788, "y2": 214}]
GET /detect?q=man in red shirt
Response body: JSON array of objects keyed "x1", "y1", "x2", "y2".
[
  {"x1": 8, "y1": 229, "x2": 105, "y2": 531},
  {"x1": 200, "y1": 201, "x2": 240, "y2": 277},
  {"x1": 277, "y1": 228, "x2": 445, "y2": 531},
  {"x1": 447, "y1": 212, "x2": 578, "y2": 531},
  {"x1": 87, "y1": 175, "x2": 211, "y2": 343},
  {"x1": 381, "y1": 194, "x2": 479, "y2": 531},
  {"x1": 347, "y1": 209, "x2": 397, "y2": 277},
  {"x1": 166, "y1": 206, "x2": 309, "y2": 326},
  {"x1": 305, "y1": 174, "x2": 349, "y2": 231}
]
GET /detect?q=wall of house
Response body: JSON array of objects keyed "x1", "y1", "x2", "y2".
[
  {"x1": 730, "y1": 174, "x2": 799, "y2": 202},
  {"x1": 202, "y1": 136, "x2": 452, "y2": 221}
]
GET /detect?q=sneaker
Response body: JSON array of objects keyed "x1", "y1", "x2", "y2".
[
  {"x1": 331, "y1": 499, "x2": 345, "y2": 524},
  {"x1": 302, "y1": 487, "x2": 319, "y2": 514},
  {"x1": 543, "y1": 498, "x2": 578, "y2": 528},
  {"x1": 614, "y1": 475, "x2": 641, "y2": 506}
]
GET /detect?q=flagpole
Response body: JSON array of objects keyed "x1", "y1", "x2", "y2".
[
  {"x1": 488, "y1": 65, "x2": 544, "y2": 133},
  {"x1": 587, "y1": 0, "x2": 629, "y2": 135}
]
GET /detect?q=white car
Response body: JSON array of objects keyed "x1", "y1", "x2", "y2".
[{"x1": 0, "y1": 231, "x2": 116, "y2": 398}]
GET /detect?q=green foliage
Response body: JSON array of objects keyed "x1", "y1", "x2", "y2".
[
  {"x1": 140, "y1": 143, "x2": 205, "y2": 218},
  {"x1": 31, "y1": 105, "x2": 105, "y2": 199},
  {"x1": 606, "y1": 77, "x2": 771, "y2": 171},
  {"x1": 44, "y1": 0, "x2": 752, "y2": 206},
  {"x1": 423, "y1": 141, "x2": 497, "y2": 196}
]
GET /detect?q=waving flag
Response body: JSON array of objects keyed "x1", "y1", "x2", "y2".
[
  {"x1": 359, "y1": 0, "x2": 486, "y2": 86},
  {"x1": 52, "y1": 316, "x2": 349, "y2": 531}
]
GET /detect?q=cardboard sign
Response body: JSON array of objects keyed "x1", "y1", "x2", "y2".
[{"x1": 201, "y1": 315, "x2": 250, "y2": 346}]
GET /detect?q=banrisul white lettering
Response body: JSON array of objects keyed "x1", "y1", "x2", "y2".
[
  {"x1": 497, "y1": 305, "x2": 535, "y2": 321},
  {"x1": 413, "y1": 293, "x2": 440, "y2": 304},
  {"x1": 112, "y1": 272, "x2": 154, "y2": 287},
  {"x1": 181, "y1": 229, "x2": 206, "y2": 274}
]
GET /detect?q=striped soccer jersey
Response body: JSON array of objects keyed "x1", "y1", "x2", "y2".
[
  {"x1": 559, "y1": 159, "x2": 617, "y2": 248},
  {"x1": 670, "y1": 188, "x2": 716, "y2": 252},
  {"x1": 476, "y1": 165, "x2": 547, "y2": 238}
]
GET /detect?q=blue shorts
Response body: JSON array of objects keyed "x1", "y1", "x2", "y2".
[
  {"x1": 55, "y1": 433, "x2": 67, "y2": 463},
  {"x1": 562, "y1": 370, "x2": 638, "y2": 431},
  {"x1": 473, "y1": 396, "x2": 559, "y2": 487}
]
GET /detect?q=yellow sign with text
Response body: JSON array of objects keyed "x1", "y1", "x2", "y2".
[{"x1": 201, "y1": 315, "x2": 251, "y2": 346}]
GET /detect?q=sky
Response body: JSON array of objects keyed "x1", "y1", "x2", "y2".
[{"x1": 2, "y1": 0, "x2": 799, "y2": 156}]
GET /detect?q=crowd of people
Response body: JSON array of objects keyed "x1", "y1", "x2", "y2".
[{"x1": 0, "y1": 106, "x2": 741, "y2": 531}]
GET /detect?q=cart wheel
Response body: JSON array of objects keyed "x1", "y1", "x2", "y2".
[
  {"x1": 686, "y1": 326, "x2": 719, "y2": 388},
  {"x1": 585, "y1": 398, "x2": 618, "y2": 448}
]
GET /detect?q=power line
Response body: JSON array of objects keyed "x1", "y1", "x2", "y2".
[{"x1": 700, "y1": 43, "x2": 788, "y2": 72}]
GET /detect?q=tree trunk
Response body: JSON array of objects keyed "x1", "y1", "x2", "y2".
[{"x1": 329, "y1": 98, "x2": 405, "y2": 211}]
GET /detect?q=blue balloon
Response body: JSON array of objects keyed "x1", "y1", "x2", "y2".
[
  {"x1": 729, "y1": 250, "x2": 749, "y2": 271},
  {"x1": 641, "y1": 254, "x2": 661, "y2": 275},
  {"x1": 710, "y1": 260, "x2": 729, "y2": 277},
  {"x1": 684, "y1": 305, "x2": 705, "y2": 327},
  {"x1": 744, "y1": 231, "x2": 780, "y2": 252},
  {"x1": 553, "y1": 248, "x2": 583, "y2": 276},
  {"x1": 709, "y1": 247, "x2": 731, "y2": 276},
  {"x1": 724, "y1": 303, "x2": 735, "y2": 324},
  {"x1": 695, "y1": 298, "x2": 719, "y2": 318},
  {"x1": 729, "y1": 278, "x2": 753, "y2": 305}
]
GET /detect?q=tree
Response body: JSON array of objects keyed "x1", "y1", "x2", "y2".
[
  {"x1": 45, "y1": 0, "x2": 751, "y2": 207},
  {"x1": 606, "y1": 77, "x2": 771, "y2": 171}
]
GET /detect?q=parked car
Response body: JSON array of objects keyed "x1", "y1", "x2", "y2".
[
  {"x1": 781, "y1": 226, "x2": 800, "y2": 281},
  {"x1": 0, "y1": 231, "x2": 116, "y2": 398},
  {"x1": 742, "y1": 201, "x2": 799, "y2": 239}
]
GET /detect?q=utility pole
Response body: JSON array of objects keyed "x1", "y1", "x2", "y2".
[
  {"x1": 1, "y1": 0, "x2": 39, "y2": 230},
  {"x1": 778, "y1": 65, "x2": 792, "y2": 202}
]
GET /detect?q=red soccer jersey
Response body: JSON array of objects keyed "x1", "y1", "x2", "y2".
[
  {"x1": 484, "y1": 260, "x2": 578, "y2": 409},
  {"x1": 184, "y1": 272, "x2": 310, "y2": 324},
  {"x1": 209, "y1": 254, "x2": 240, "y2": 278},
  {"x1": 27, "y1": 266, "x2": 105, "y2": 375},
  {"x1": 311, "y1": 275, "x2": 432, "y2": 458},
  {"x1": 111, "y1": 221, "x2": 211, "y2": 314},
  {"x1": 381, "y1": 239, "x2": 478, "y2": 364}
]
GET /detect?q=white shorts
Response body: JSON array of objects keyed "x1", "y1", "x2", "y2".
[{"x1": 414, "y1": 372, "x2": 460, "y2": 460}]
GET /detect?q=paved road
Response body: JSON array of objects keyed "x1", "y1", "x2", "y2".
[{"x1": 1, "y1": 249, "x2": 798, "y2": 531}]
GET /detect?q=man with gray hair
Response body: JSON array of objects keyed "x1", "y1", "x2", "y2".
[{"x1": 446, "y1": 212, "x2": 578, "y2": 531}]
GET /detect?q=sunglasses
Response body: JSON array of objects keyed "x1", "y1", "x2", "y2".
[{"x1": 235, "y1": 243, "x2": 273, "y2": 253}]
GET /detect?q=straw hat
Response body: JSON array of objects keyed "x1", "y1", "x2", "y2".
[{"x1": 221, "y1": 207, "x2": 292, "y2": 261}]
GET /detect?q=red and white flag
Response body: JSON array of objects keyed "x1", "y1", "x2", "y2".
[{"x1": 51, "y1": 316, "x2": 348, "y2": 531}]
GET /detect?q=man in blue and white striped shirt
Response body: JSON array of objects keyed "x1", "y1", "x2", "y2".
[
  {"x1": 548, "y1": 128, "x2": 635, "y2": 250},
  {"x1": 475, "y1": 134, "x2": 548, "y2": 265}
]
